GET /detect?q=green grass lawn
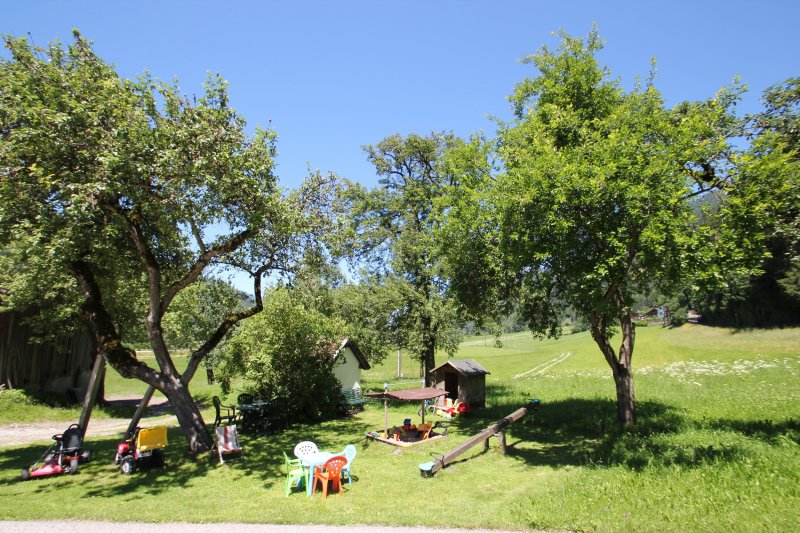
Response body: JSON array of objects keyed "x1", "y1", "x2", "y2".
[{"x1": 1, "y1": 325, "x2": 798, "y2": 532}]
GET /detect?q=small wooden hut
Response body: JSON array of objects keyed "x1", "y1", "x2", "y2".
[{"x1": 431, "y1": 359, "x2": 490, "y2": 409}]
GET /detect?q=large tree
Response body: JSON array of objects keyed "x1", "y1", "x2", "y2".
[
  {"x1": 710, "y1": 77, "x2": 800, "y2": 323},
  {"x1": 0, "y1": 32, "x2": 336, "y2": 451},
  {"x1": 344, "y1": 133, "x2": 463, "y2": 384},
  {"x1": 439, "y1": 30, "x2": 743, "y2": 425}
]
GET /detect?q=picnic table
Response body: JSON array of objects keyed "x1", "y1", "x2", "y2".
[{"x1": 238, "y1": 401, "x2": 271, "y2": 435}]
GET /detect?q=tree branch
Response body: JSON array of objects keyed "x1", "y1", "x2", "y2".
[
  {"x1": 189, "y1": 218, "x2": 207, "y2": 255},
  {"x1": 71, "y1": 260, "x2": 165, "y2": 389},
  {"x1": 181, "y1": 260, "x2": 269, "y2": 384},
  {"x1": 106, "y1": 203, "x2": 163, "y2": 319},
  {"x1": 160, "y1": 228, "x2": 256, "y2": 316}
]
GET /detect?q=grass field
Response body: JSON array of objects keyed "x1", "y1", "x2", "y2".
[{"x1": 1, "y1": 324, "x2": 798, "y2": 532}]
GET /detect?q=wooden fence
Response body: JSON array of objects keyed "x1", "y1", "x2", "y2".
[{"x1": 0, "y1": 310, "x2": 96, "y2": 398}]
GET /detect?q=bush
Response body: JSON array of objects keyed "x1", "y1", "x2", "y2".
[
  {"x1": 0, "y1": 386, "x2": 37, "y2": 405},
  {"x1": 217, "y1": 289, "x2": 346, "y2": 422}
]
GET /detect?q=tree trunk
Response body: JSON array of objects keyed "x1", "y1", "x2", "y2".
[
  {"x1": 423, "y1": 344, "x2": 436, "y2": 386},
  {"x1": 612, "y1": 364, "x2": 636, "y2": 426},
  {"x1": 72, "y1": 260, "x2": 214, "y2": 452},
  {"x1": 165, "y1": 379, "x2": 213, "y2": 452},
  {"x1": 422, "y1": 326, "x2": 436, "y2": 387},
  {"x1": 421, "y1": 316, "x2": 436, "y2": 386},
  {"x1": 590, "y1": 311, "x2": 637, "y2": 427}
]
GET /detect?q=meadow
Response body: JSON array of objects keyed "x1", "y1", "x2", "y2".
[{"x1": 1, "y1": 324, "x2": 798, "y2": 532}]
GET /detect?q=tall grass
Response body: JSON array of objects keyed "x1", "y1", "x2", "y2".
[{"x1": 1, "y1": 325, "x2": 798, "y2": 532}]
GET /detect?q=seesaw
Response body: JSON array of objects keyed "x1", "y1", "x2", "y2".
[{"x1": 419, "y1": 398, "x2": 540, "y2": 477}]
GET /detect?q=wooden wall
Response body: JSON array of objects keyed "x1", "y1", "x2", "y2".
[
  {"x1": 0, "y1": 310, "x2": 96, "y2": 398},
  {"x1": 433, "y1": 367, "x2": 487, "y2": 409},
  {"x1": 461, "y1": 375, "x2": 486, "y2": 409}
]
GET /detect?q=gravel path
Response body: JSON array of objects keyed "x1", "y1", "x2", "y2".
[{"x1": 0, "y1": 522, "x2": 536, "y2": 533}]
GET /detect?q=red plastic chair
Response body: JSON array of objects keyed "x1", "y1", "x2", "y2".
[{"x1": 312, "y1": 455, "x2": 347, "y2": 498}]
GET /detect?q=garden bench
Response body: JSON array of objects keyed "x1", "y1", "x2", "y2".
[{"x1": 340, "y1": 388, "x2": 369, "y2": 410}]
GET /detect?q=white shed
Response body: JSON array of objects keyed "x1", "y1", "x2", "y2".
[{"x1": 331, "y1": 338, "x2": 370, "y2": 391}]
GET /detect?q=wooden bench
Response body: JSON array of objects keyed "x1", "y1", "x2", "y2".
[{"x1": 340, "y1": 388, "x2": 369, "y2": 410}]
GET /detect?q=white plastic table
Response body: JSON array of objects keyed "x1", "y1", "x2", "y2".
[{"x1": 297, "y1": 451, "x2": 333, "y2": 495}]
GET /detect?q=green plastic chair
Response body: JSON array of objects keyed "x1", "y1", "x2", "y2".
[{"x1": 283, "y1": 451, "x2": 307, "y2": 496}]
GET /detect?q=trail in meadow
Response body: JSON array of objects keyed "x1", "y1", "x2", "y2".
[{"x1": 513, "y1": 352, "x2": 572, "y2": 379}]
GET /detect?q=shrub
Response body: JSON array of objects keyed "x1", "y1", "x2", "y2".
[{"x1": 217, "y1": 289, "x2": 346, "y2": 422}]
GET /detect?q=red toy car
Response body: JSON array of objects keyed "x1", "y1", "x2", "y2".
[
  {"x1": 115, "y1": 426, "x2": 167, "y2": 474},
  {"x1": 20, "y1": 423, "x2": 91, "y2": 480}
]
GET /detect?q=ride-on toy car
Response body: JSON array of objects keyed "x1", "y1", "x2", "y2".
[
  {"x1": 115, "y1": 426, "x2": 167, "y2": 474},
  {"x1": 20, "y1": 423, "x2": 91, "y2": 480}
]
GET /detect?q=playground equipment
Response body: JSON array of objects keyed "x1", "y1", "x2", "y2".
[
  {"x1": 419, "y1": 398, "x2": 540, "y2": 477},
  {"x1": 20, "y1": 424, "x2": 91, "y2": 480},
  {"x1": 115, "y1": 426, "x2": 168, "y2": 474}
]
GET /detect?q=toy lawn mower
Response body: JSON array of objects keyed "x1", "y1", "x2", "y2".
[
  {"x1": 20, "y1": 423, "x2": 92, "y2": 481},
  {"x1": 115, "y1": 426, "x2": 167, "y2": 474}
]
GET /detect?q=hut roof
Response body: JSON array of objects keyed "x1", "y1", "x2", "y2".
[
  {"x1": 431, "y1": 359, "x2": 490, "y2": 376},
  {"x1": 332, "y1": 337, "x2": 371, "y2": 370},
  {"x1": 363, "y1": 387, "x2": 446, "y2": 401}
]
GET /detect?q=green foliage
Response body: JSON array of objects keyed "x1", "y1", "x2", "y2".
[
  {"x1": 439, "y1": 28, "x2": 746, "y2": 423},
  {"x1": 161, "y1": 277, "x2": 245, "y2": 351},
  {"x1": 343, "y1": 133, "x2": 464, "y2": 379},
  {"x1": 0, "y1": 30, "x2": 282, "y2": 345},
  {"x1": 326, "y1": 281, "x2": 399, "y2": 365},
  {"x1": 699, "y1": 77, "x2": 800, "y2": 326},
  {"x1": 217, "y1": 288, "x2": 345, "y2": 421}
]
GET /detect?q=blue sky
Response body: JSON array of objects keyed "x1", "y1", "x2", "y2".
[
  {"x1": 5, "y1": 2, "x2": 799, "y2": 293},
  {"x1": 5, "y1": 1, "x2": 799, "y2": 192}
]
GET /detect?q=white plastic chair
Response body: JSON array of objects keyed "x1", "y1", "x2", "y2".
[
  {"x1": 293, "y1": 440, "x2": 318, "y2": 458},
  {"x1": 293, "y1": 441, "x2": 319, "y2": 493}
]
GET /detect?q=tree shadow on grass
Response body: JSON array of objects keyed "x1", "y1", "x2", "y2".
[
  {"x1": 707, "y1": 418, "x2": 800, "y2": 445},
  {"x1": 441, "y1": 384, "x2": 799, "y2": 471},
  {"x1": 0, "y1": 416, "x2": 374, "y2": 498},
  {"x1": 5, "y1": 391, "x2": 795, "y2": 493}
]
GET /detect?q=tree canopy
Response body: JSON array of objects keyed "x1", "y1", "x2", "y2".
[
  {"x1": 343, "y1": 133, "x2": 463, "y2": 384},
  {"x1": 439, "y1": 29, "x2": 745, "y2": 425},
  {"x1": 0, "y1": 31, "x2": 338, "y2": 451}
]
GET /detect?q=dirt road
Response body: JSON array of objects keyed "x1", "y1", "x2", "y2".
[{"x1": 0, "y1": 396, "x2": 175, "y2": 448}]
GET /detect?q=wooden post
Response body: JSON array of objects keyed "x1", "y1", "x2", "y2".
[
  {"x1": 431, "y1": 406, "x2": 529, "y2": 474},
  {"x1": 383, "y1": 383, "x2": 389, "y2": 437},
  {"x1": 126, "y1": 385, "x2": 156, "y2": 437},
  {"x1": 497, "y1": 431, "x2": 507, "y2": 454},
  {"x1": 397, "y1": 347, "x2": 403, "y2": 378},
  {"x1": 77, "y1": 351, "x2": 106, "y2": 439}
]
